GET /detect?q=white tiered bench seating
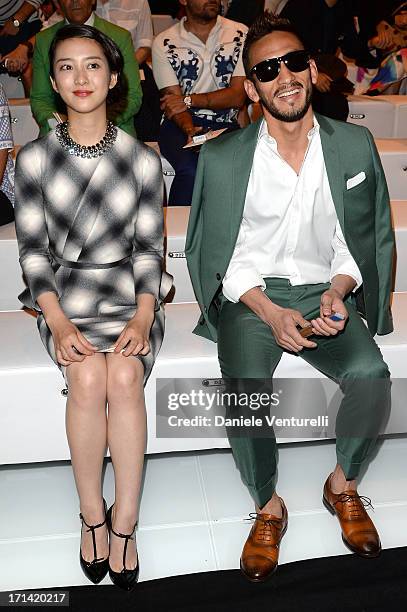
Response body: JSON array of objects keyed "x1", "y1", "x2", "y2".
[
  {"x1": 1, "y1": 295, "x2": 407, "y2": 465},
  {"x1": 0, "y1": 73, "x2": 25, "y2": 99},
  {"x1": 377, "y1": 139, "x2": 407, "y2": 201},
  {"x1": 347, "y1": 95, "x2": 407, "y2": 139},
  {"x1": 8, "y1": 98, "x2": 39, "y2": 146}
]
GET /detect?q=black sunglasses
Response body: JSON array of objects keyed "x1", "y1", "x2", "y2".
[{"x1": 250, "y1": 50, "x2": 311, "y2": 83}]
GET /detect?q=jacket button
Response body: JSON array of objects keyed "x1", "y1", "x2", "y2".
[
  {"x1": 216, "y1": 273, "x2": 221, "y2": 280},
  {"x1": 204, "y1": 306, "x2": 208, "y2": 313}
]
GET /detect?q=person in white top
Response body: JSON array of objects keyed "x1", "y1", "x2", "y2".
[
  {"x1": 186, "y1": 12, "x2": 393, "y2": 582},
  {"x1": 96, "y1": 0, "x2": 153, "y2": 65},
  {"x1": 152, "y1": 0, "x2": 248, "y2": 205}
]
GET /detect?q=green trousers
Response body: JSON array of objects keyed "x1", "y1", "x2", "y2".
[{"x1": 217, "y1": 278, "x2": 391, "y2": 508}]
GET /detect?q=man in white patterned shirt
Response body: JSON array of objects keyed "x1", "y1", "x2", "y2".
[
  {"x1": 186, "y1": 13, "x2": 394, "y2": 582},
  {"x1": 152, "y1": 0, "x2": 247, "y2": 205}
]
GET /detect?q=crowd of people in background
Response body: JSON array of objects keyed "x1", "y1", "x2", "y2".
[{"x1": 0, "y1": 0, "x2": 406, "y2": 219}]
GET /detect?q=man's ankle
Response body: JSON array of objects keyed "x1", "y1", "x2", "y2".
[{"x1": 256, "y1": 493, "x2": 282, "y2": 518}]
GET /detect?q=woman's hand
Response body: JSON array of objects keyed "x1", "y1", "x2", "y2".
[
  {"x1": 114, "y1": 310, "x2": 154, "y2": 357},
  {"x1": 49, "y1": 317, "x2": 97, "y2": 366}
]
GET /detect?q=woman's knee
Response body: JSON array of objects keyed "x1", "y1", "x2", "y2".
[
  {"x1": 66, "y1": 356, "x2": 107, "y2": 403},
  {"x1": 107, "y1": 357, "x2": 144, "y2": 397}
]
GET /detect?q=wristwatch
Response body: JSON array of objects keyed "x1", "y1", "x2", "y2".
[
  {"x1": 12, "y1": 18, "x2": 21, "y2": 28},
  {"x1": 183, "y1": 95, "x2": 192, "y2": 109}
]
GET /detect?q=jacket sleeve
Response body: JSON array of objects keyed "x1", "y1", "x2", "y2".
[
  {"x1": 14, "y1": 144, "x2": 58, "y2": 309},
  {"x1": 115, "y1": 30, "x2": 143, "y2": 128},
  {"x1": 185, "y1": 144, "x2": 206, "y2": 308},
  {"x1": 30, "y1": 36, "x2": 55, "y2": 134},
  {"x1": 366, "y1": 128, "x2": 394, "y2": 334},
  {"x1": 132, "y1": 145, "x2": 172, "y2": 307}
]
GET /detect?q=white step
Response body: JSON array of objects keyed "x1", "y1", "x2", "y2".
[{"x1": 1, "y1": 296, "x2": 407, "y2": 465}]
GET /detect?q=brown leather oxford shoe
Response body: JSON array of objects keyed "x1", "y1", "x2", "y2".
[
  {"x1": 323, "y1": 474, "x2": 381, "y2": 558},
  {"x1": 240, "y1": 498, "x2": 288, "y2": 582}
]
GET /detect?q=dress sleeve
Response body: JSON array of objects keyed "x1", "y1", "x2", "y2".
[
  {"x1": 132, "y1": 145, "x2": 172, "y2": 307},
  {"x1": 14, "y1": 143, "x2": 58, "y2": 309}
]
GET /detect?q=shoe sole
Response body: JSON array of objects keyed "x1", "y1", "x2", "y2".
[
  {"x1": 239, "y1": 521, "x2": 288, "y2": 582},
  {"x1": 322, "y1": 495, "x2": 382, "y2": 559}
]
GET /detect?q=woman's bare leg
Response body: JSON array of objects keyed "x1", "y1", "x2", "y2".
[
  {"x1": 65, "y1": 353, "x2": 109, "y2": 562},
  {"x1": 106, "y1": 353, "x2": 146, "y2": 571}
]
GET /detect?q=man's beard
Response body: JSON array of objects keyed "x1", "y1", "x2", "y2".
[
  {"x1": 191, "y1": 1, "x2": 220, "y2": 22},
  {"x1": 257, "y1": 80, "x2": 313, "y2": 123}
]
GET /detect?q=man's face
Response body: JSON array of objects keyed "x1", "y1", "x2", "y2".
[
  {"x1": 181, "y1": 0, "x2": 221, "y2": 22},
  {"x1": 245, "y1": 31, "x2": 318, "y2": 123},
  {"x1": 56, "y1": 0, "x2": 94, "y2": 25}
]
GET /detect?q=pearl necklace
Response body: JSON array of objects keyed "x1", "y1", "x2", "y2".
[{"x1": 56, "y1": 120, "x2": 117, "y2": 158}]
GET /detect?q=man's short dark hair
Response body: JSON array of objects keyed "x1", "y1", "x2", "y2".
[{"x1": 242, "y1": 11, "x2": 307, "y2": 77}]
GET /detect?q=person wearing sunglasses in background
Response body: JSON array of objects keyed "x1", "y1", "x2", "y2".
[{"x1": 186, "y1": 12, "x2": 394, "y2": 582}]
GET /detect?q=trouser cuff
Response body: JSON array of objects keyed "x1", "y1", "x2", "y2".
[{"x1": 247, "y1": 473, "x2": 276, "y2": 509}]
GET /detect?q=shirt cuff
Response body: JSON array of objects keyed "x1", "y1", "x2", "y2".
[
  {"x1": 137, "y1": 38, "x2": 152, "y2": 49},
  {"x1": 222, "y1": 270, "x2": 266, "y2": 303},
  {"x1": 329, "y1": 267, "x2": 363, "y2": 292}
]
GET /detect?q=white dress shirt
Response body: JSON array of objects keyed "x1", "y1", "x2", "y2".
[
  {"x1": 96, "y1": 0, "x2": 153, "y2": 50},
  {"x1": 222, "y1": 117, "x2": 363, "y2": 303}
]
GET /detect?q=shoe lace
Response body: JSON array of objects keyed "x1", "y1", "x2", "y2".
[
  {"x1": 333, "y1": 493, "x2": 374, "y2": 518},
  {"x1": 246, "y1": 512, "x2": 284, "y2": 543}
]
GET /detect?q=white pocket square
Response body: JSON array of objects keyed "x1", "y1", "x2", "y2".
[{"x1": 346, "y1": 171, "x2": 366, "y2": 190}]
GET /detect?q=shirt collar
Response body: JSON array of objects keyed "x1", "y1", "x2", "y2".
[
  {"x1": 66, "y1": 12, "x2": 95, "y2": 26},
  {"x1": 179, "y1": 14, "x2": 223, "y2": 43},
  {"x1": 258, "y1": 114, "x2": 320, "y2": 144}
]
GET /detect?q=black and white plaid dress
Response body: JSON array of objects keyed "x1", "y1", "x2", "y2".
[{"x1": 14, "y1": 128, "x2": 172, "y2": 383}]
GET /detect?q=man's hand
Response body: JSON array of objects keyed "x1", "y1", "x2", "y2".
[
  {"x1": 3, "y1": 45, "x2": 29, "y2": 73},
  {"x1": 114, "y1": 310, "x2": 154, "y2": 357},
  {"x1": 160, "y1": 93, "x2": 188, "y2": 119},
  {"x1": 370, "y1": 26, "x2": 395, "y2": 50},
  {"x1": 315, "y1": 72, "x2": 333, "y2": 93},
  {"x1": 49, "y1": 317, "x2": 97, "y2": 366},
  {"x1": 0, "y1": 20, "x2": 19, "y2": 37},
  {"x1": 263, "y1": 303, "x2": 318, "y2": 352},
  {"x1": 186, "y1": 126, "x2": 203, "y2": 144},
  {"x1": 310, "y1": 288, "x2": 348, "y2": 336}
]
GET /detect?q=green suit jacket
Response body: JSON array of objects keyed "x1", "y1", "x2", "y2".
[
  {"x1": 30, "y1": 15, "x2": 142, "y2": 137},
  {"x1": 185, "y1": 114, "x2": 395, "y2": 342}
]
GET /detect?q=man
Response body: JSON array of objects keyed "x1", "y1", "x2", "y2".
[
  {"x1": 152, "y1": 0, "x2": 247, "y2": 205},
  {"x1": 186, "y1": 13, "x2": 394, "y2": 581},
  {"x1": 30, "y1": 0, "x2": 142, "y2": 136},
  {"x1": 96, "y1": 0, "x2": 153, "y2": 66},
  {"x1": 96, "y1": 0, "x2": 160, "y2": 141},
  {"x1": 0, "y1": 0, "x2": 43, "y2": 94}
]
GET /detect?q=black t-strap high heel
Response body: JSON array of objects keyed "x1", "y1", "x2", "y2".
[
  {"x1": 106, "y1": 503, "x2": 139, "y2": 591},
  {"x1": 79, "y1": 498, "x2": 109, "y2": 584}
]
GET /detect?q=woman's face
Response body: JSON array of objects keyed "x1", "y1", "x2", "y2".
[{"x1": 51, "y1": 37, "x2": 117, "y2": 115}]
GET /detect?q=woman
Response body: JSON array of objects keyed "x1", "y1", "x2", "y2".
[
  {"x1": 0, "y1": 83, "x2": 15, "y2": 226},
  {"x1": 14, "y1": 24, "x2": 172, "y2": 591}
]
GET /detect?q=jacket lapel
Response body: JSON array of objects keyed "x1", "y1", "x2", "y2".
[{"x1": 317, "y1": 113, "x2": 345, "y2": 230}]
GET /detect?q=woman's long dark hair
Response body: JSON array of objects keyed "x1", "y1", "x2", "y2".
[{"x1": 49, "y1": 24, "x2": 126, "y2": 105}]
